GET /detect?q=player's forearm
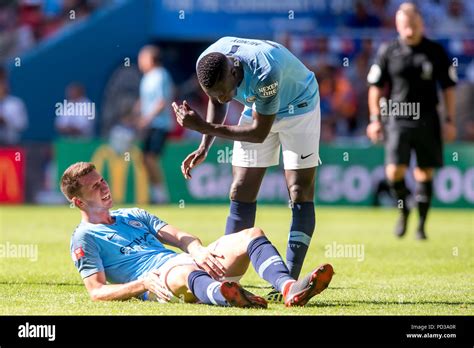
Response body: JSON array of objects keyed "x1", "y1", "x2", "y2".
[
  {"x1": 199, "y1": 99, "x2": 228, "y2": 150},
  {"x1": 443, "y1": 87, "x2": 456, "y2": 122},
  {"x1": 158, "y1": 225, "x2": 203, "y2": 252},
  {"x1": 90, "y1": 280, "x2": 146, "y2": 301},
  {"x1": 181, "y1": 236, "x2": 204, "y2": 255},
  {"x1": 200, "y1": 122, "x2": 265, "y2": 143},
  {"x1": 368, "y1": 86, "x2": 383, "y2": 120}
]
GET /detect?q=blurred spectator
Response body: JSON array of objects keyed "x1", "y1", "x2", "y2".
[
  {"x1": 347, "y1": 48, "x2": 372, "y2": 135},
  {"x1": 370, "y1": 0, "x2": 393, "y2": 28},
  {"x1": 1, "y1": 0, "x2": 112, "y2": 63},
  {"x1": 317, "y1": 64, "x2": 358, "y2": 140},
  {"x1": 109, "y1": 110, "x2": 138, "y2": 155},
  {"x1": 0, "y1": 71, "x2": 28, "y2": 145},
  {"x1": 418, "y1": 0, "x2": 446, "y2": 31},
  {"x1": 457, "y1": 59, "x2": 474, "y2": 141},
  {"x1": 331, "y1": 69, "x2": 358, "y2": 137},
  {"x1": 345, "y1": 0, "x2": 382, "y2": 28},
  {"x1": 442, "y1": 0, "x2": 470, "y2": 33},
  {"x1": 55, "y1": 82, "x2": 95, "y2": 139},
  {"x1": 0, "y1": 2, "x2": 35, "y2": 64},
  {"x1": 317, "y1": 65, "x2": 337, "y2": 142},
  {"x1": 18, "y1": 0, "x2": 44, "y2": 40},
  {"x1": 137, "y1": 45, "x2": 174, "y2": 204}
]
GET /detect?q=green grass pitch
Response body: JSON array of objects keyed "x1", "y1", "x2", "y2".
[{"x1": 0, "y1": 205, "x2": 472, "y2": 315}]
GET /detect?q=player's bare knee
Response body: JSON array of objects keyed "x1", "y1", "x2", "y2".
[
  {"x1": 229, "y1": 179, "x2": 244, "y2": 201},
  {"x1": 168, "y1": 265, "x2": 199, "y2": 295},
  {"x1": 229, "y1": 181, "x2": 255, "y2": 202},
  {"x1": 245, "y1": 226, "x2": 265, "y2": 239},
  {"x1": 386, "y1": 165, "x2": 406, "y2": 182},
  {"x1": 414, "y1": 167, "x2": 433, "y2": 182},
  {"x1": 287, "y1": 183, "x2": 309, "y2": 202},
  {"x1": 143, "y1": 153, "x2": 154, "y2": 166}
]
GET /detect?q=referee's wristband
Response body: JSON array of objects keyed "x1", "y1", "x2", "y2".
[{"x1": 370, "y1": 114, "x2": 381, "y2": 122}]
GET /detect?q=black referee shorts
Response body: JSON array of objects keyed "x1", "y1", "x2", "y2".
[
  {"x1": 384, "y1": 123, "x2": 443, "y2": 168},
  {"x1": 142, "y1": 128, "x2": 169, "y2": 156}
]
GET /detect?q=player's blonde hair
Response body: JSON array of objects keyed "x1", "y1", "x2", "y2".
[{"x1": 60, "y1": 162, "x2": 96, "y2": 201}]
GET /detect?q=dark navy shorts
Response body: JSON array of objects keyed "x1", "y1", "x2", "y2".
[{"x1": 142, "y1": 128, "x2": 169, "y2": 156}]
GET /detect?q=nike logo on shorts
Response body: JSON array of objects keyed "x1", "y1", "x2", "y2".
[{"x1": 300, "y1": 153, "x2": 314, "y2": 160}]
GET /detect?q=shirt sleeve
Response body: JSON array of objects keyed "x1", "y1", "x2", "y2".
[
  {"x1": 6, "y1": 98, "x2": 28, "y2": 131},
  {"x1": 436, "y1": 44, "x2": 457, "y2": 89},
  {"x1": 71, "y1": 231, "x2": 104, "y2": 279},
  {"x1": 152, "y1": 71, "x2": 173, "y2": 103},
  {"x1": 254, "y1": 68, "x2": 281, "y2": 115},
  {"x1": 131, "y1": 208, "x2": 168, "y2": 236},
  {"x1": 367, "y1": 42, "x2": 390, "y2": 88}
]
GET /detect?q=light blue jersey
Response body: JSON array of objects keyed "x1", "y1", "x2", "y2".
[
  {"x1": 140, "y1": 67, "x2": 174, "y2": 131},
  {"x1": 70, "y1": 208, "x2": 177, "y2": 284},
  {"x1": 197, "y1": 37, "x2": 319, "y2": 118}
]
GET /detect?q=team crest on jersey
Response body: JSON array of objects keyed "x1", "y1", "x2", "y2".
[
  {"x1": 128, "y1": 220, "x2": 144, "y2": 229},
  {"x1": 246, "y1": 95, "x2": 256, "y2": 103},
  {"x1": 367, "y1": 64, "x2": 382, "y2": 84},
  {"x1": 72, "y1": 247, "x2": 85, "y2": 261},
  {"x1": 421, "y1": 61, "x2": 433, "y2": 80}
]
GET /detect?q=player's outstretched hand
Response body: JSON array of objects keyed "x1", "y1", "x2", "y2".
[
  {"x1": 443, "y1": 122, "x2": 457, "y2": 143},
  {"x1": 366, "y1": 120, "x2": 384, "y2": 144},
  {"x1": 143, "y1": 270, "x2": 173, "y2": 302},
  {"x1": 172, "y1": 100, "x2": 205, "y2": 132},
  {"x1": 181, "y1": 147, "x2": 207, "y2": 180},
  {"x1": 190, "y1": 245, "x2": 226, "y2": 280}
]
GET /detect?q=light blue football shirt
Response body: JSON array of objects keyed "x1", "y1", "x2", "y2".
[
  {"x1": 140, "y1": 67, "x2": 174, "y2": 131},
  {"x1": 70, "y1": 208, "x2": 177, "y2": 284},
  {"x1": 197, "y1": 36, "x2": 319, "y2": 119}
]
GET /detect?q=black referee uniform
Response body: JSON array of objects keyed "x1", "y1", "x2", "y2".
[{"x1": 368, "y1": 36, "x2": 457, "y2": 238}]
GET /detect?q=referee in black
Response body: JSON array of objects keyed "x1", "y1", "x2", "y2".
[{"x1": 366, "y1": 2, "x2": 457, "y2": 240}]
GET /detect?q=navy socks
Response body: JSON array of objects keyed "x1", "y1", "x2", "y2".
[
  {"x1": 247, "y1": 236, "x2": 294, "y2": 292},
  {"x1": 187, "y1": 270, "x2": 228, "y2": 306},
  {"x1": 225, "y1": 200, "x2": 257, "y2": 235},
  {"x1": 286, "y1": 202, "x2": 315, "y2": 279},
  {"x1": 415, "y1": 181, "x2": 432, "y2": 232}
]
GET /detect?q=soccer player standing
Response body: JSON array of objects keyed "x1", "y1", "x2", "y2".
[
  {"x1": 366, "y1": 3, "x2": 457, "y2": 239},
  {"x1": 137, "y1": 45, "x2": 174, "y2": 204},
  {"x1": 172, "y1": 37, "x2": 321, "y2": 300}
]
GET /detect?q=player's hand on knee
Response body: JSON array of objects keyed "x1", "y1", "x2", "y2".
[
  {"x1": 144, "y1": 270, "x2": 173, "y2": 302},
  {"x1": 443, "y1": 122, "x2": 456, "y2": 143},
  {"x1": 190, "y1": 246, "x2": 226, "y2": 280},
  {"x1": 367, "y1": 120, "x2": 384, "y2": 144},
  {"x1": 181, "y1": 147, "x2": 207, "y2": 179}
]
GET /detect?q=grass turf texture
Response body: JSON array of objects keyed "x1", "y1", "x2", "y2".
[{"x1": 0, "y1": 205, "x2": 472, "y2": 315}]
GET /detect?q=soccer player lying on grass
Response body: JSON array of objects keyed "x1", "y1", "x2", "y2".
[{"x1": 60, "y1": 162, "x2": 334, "y2": 308}]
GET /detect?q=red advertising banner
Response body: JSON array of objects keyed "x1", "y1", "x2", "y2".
[{"x1": 0, "y1": 148, "x2": 25, "y2": 203}]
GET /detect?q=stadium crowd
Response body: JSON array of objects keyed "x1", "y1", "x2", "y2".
[
  {"x1": 1, "y1": 0, "x2": 473, "y2": 145},
  {"x1": 0, "y1": 0, "x2": 473, "y2": 204},
  {"x1": 0, "y1": 0, "x2": 121, "y2": 64}
]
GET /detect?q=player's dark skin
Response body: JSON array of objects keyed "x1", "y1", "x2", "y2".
[{"x1": 172, "y1": 56, "x2": 316, "y2": 203}]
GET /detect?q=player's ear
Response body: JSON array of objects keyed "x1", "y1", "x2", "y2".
[{"x1": 72, "y1": 197, "x2": 84, "y2": 208}]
